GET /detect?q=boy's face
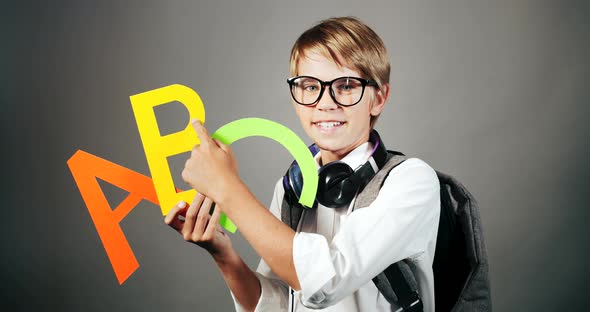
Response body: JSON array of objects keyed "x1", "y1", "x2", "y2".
[{"x1": 292, "y1": 51, "x2": 387, "y2": 163}]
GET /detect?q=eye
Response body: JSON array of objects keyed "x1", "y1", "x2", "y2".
[
  {"x1": 304, "y1": 84, "x2": 318, "y2": 92},
  {"x1": 335, "y1": 80, "x2": 361, "y2": 92},
  {"x1": 293, "y1": 77, "x2": 321, "y2": 92}
]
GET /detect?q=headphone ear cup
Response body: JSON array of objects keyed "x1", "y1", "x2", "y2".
[
  {"x1": 317, "y1": 162, "x2": 357, "y2": 208},
  {"x1": 288, "y1": 162, "x2": 304, "y2": 200},
  {"x1": 287, "y1": 162, "x2": 319, "y2": 208}
]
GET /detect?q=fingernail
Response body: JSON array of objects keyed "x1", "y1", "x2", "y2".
[
  {"x1": 191, "y1": 118, "x2": 199, "y2": 125},
  {"x1": 177, "y1": 200, "x2": 186, "y2": 207}
]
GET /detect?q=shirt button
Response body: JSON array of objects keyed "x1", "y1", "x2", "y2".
[{"x1": 308, "y1": 291, "x2": 326, "y2": 304}]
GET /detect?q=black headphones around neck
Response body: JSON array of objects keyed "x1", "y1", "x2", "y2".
[{"x1": 283, "y1": 130, "x2": 399, "y2": 209}]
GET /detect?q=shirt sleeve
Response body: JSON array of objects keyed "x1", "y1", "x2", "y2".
[
  {"x1": 231, "y1": 179, "x2": 290, "y2": 312},
  {"x1": 292, "y1": 158, "x2": 441, "y2": 309}
]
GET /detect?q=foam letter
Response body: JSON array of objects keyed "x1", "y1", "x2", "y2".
[
  {"x1": 67, "y1": 150, "x2": 159, "y2": 284},
  {"x1": 212, "y1": 118, "x2": 318, "y2": 208},
  {"x1": 129, "y1": 84, "x2": 237, "y2": 232}
]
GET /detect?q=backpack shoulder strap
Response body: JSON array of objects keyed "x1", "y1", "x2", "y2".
[
  {"x1": 353, "y1": 152, "x2": 423, "y2": 312},
  {"x1": 353, "y1": 152, "x2": 407, "y2": 208}
]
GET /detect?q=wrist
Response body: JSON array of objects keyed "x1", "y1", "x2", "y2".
[
  {"x1": 212, "y1": 247, "x2": 241, "y2": 269},
  {"x1": 216, "y1": 176, "x2": 249, "y2": 210}
]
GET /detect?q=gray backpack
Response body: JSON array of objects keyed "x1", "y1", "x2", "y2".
[{"x1": 281, "y1": 152, "x2": 492, "y2": 312}]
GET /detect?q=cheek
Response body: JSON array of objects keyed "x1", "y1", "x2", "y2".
[
  {"x1": 293, "y1": 104, "x2": 310, "y2": 122},
  {"x1": 348, "y1": 102, "x2": 373, "y2": 125}
]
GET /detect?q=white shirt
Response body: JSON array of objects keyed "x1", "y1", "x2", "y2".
[{"x1": 232, "y1": 142, "x2": 440, "y2": 311}]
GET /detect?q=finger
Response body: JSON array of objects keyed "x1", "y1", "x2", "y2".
[
  {"x1": 191, "y1": 119, "x2": 212, "y2": 148},
  {"x1": 212, "y1": 139, "x2": 229, "y2": 152},
  {"x1": 219, "y1": 140, "x2": 235, "y2": 159},
  {"x1": 182, "y1": 193, "x2": 205, "y2": 240},
  {"x1": 226, "y1": 143, "x2": 238, "y2": 170},
  {"x1": 213, "y1": 139, "x2": 238, "y2": 170},
  {"x1": 193, "y1": 196, "x2": 214, "y2": 240},
  {"x1": 203, "y1": 203, "x2": 221, "y2": 240},
  {"x1": 164, "y1": 201, "x2": 187, "y2": 232}
]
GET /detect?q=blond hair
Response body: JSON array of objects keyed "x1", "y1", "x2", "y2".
[{"x1": 289, "y1": 17, "x2": 390, "y2": 126}]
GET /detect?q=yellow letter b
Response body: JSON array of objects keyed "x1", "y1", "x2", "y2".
[{"x1": 130, "y1": 84, "x2": 236, "y2": 232}]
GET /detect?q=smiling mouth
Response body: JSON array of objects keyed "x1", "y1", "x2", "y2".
[{"x1": 313, "y1": 121, "x2": 346, "y2": 130}]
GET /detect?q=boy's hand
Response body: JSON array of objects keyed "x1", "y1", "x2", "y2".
[
  {"x1": 182, "y1": 119, "x2": 239, "y2": 204},
  {"x1": 165, "y1": 195, "x2": 233, "y2": 258}
]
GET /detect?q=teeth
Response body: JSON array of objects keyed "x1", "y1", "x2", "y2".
[{"x1": 315, "y1": 121, "x2": 344, "y2": 129}]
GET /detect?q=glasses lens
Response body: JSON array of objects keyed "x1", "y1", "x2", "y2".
[
  {"x1": 290, "y1": 77, "x2": 321, "y2": 105},
  {"x1": 332, "y1": 77, "x2": 364, "y2": 106}
]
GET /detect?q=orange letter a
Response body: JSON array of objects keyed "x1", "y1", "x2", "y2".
[{"x1": 67, "y1": 150, "x2": 159, "y2": 285}]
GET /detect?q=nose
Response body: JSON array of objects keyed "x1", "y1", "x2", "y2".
[{"x1": 315, "y1": 85, "x2": 339, "y2": 110}]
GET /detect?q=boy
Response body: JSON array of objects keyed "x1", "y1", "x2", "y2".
[{"x1": 165, "y1": 17, "x2": 440, "y2": 311}]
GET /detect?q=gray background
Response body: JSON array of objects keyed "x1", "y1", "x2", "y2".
[{"x1": 2, "y1": 0, "x2": 589, "y2": 311}]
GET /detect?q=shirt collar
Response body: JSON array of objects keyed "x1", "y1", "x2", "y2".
[{"x1": 314, "y1": 141, "x2": 374, "y2": 170}]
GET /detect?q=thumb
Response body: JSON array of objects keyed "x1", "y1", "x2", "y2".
[
  {"x1": 213, "y1": 138, "x2": 238, "y2": 170},
  {"x1": 213, "y1": 138, "x2": 230, "y2": 152}
]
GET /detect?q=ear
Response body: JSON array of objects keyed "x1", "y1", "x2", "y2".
[{"x1": 370, "y1": 83, "x2": 390, "y2": 116}]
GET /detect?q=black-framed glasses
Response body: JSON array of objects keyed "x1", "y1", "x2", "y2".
[{"x1": 287, "y1": 76, "x2": 378, "y2": 107}]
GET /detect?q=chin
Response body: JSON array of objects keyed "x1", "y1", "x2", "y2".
[{"x1": 313, "y1": 138, "x2": 350, "y2": 154}]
